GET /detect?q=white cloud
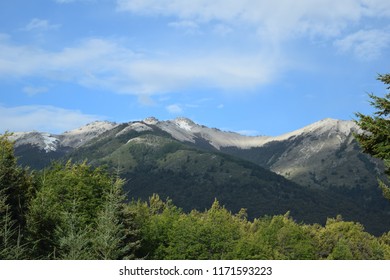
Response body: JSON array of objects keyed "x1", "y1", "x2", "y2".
[
  {"x1": 361, "y1": 0, "x2": 390, "y2": 17},
  {"x1": 213, "y1": 24, "x2": 233, "y2": 36},
  {"x1": 117, "y1": 0, "x2": 390, "y2": 40},
  {"x1": 185, "y1": 104, "x2": 199, "y2": 108},
  {"x1": 334, "y1": 29, "x2": 390, "y2": 60},
  {"x1": 168, "y1": 20, "x2": 201, "y2": 35},
  {"x1": 0, "y1": 105, "x2": 103, "y2": 133},
  {"x1": 137, "y1": 94, "x2": 155, "y2": 106},
  {"x1": 125, "y1": 52, "x2": 279, "y2": 93},
  {"x1": 22, "y1": 18, "x2": 61, "y2": 32},
  {"x1": 169, "y1": 20, "x2": 199, "y2": 30},
  {"x1": 166, "y1": 104, "x2": 183, "y2": 114},
  {"x1": 116, "y1": 0, "x2": 390, "y2": 66},
  {"x1": 0, "y1": 37, "x2": 133, "y2": 81},
  {"x1": 22, "y1": 86, "x2": 49, "y2": 96},
  {"x1": 55, "y1": 0, "x2": 76, "y2": 3},
  {"x1": 55, "y1": 0, "x2": 94, "y2": 3},
  {"x1": 3, "y1": 1, "x2": 388, "y2": 100},
  {"x1": 0, "y1": 37, "x2": 279, "y2": 95}
]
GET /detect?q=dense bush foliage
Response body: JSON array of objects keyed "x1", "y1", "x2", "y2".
[{"x1": 129, "y1": 196, "x2": 390, "y2": 260}]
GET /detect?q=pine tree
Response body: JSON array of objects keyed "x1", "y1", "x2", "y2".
[
  {"x1": 0, "y1": 187, "x2": 24, "y2": 260},
  {"x1": 55, "y1": 200, "x2": 93, "y2": 260},
  {"x1": 355, "y1": 74, "x2": 390, "y2": 200},
  {"x1": 92, "y1": 178, "x2": 139, "y2": 259},
  {"x1": 0, "y1": 133, "x2": 31, "y2": 228},
  {"x1": 0, "y1": 134, "x2": 29, "y2": 259}
]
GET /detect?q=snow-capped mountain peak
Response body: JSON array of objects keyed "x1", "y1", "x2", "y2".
[
  {"x1": 41, "y1": 133, "x2": 59, "y2": 152},
  {"x1": 153, "y1": 118, "x2": 270, "y2": 149},
  {"x1": 301, "y1": 118, "x2": 357, "y2": 135},
  {"x1": 143, "y1": 117, "x2": 159, "y2": 125},
  {"x1": 60, "y1": 121, "x2": 118, "y2": 148},
  {"x1": 272, "y1": 118, "x2": 359, "y2": 142},
  {"x1": 63, "y1": 121, "x2": 117, "y2": 136},
  {"x1": 172, "y1": 117, "x2": 195, "y2": 131},
  {"x1": 10, "y1": 131, "x2": 59, "y2": 153},
  {"x1": 9, "y1": 117, "x2": 361, "y2": 154}
]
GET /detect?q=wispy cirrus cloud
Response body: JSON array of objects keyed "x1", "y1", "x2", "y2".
[
  {"x1": 212, "y1": 24, "x2": 233, "y2": 36},
  {"x1": 117, "y1": 0, "x2": 390, "y2": 62},
  {"x1": 334, "y1": 29, "x2": 390, "y2": 60},
  {"x1": 166, "y1": 104, "x2": 183, "y2": 114},
  {"x1": 0, "y1": 104, "x2": 103, "y2": 133},
  {"x1": 54, "y1": 0, "x2": 77, "y2": 3},
  {"x1": 117, "y1": 0, "x2": 390, "y2": 40},
  {"x1": 22, "y1": 18, "x2": 61, "y2": 32},
  {"x1": 22, "y1": 86, "x2": 49, "y2": 96},
  {"x1": 0, "y1": 36, "x2": 280, "y2": 95},
  {"x1": 2, "y1": 1, "x2": 389, "y2": 107},
  {"x1": 168, "y1": 20, "x2": 200, "y2": 34}
]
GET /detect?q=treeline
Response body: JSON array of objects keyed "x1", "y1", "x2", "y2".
[{"x1": 1, "y1": 134, "x2": 390, "y2": 260}]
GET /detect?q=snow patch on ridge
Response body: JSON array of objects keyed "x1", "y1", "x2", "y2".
[
  {"x1": 156, "y1": 118, "x2": 271, "y2": 149},
  {"x1": 63, "y1": 121, "x2": 117, "y2": 136},
  {"x1": 10, "y1": 132, "x2": 59, "y2": 153},
  {"x1": 116, "y1": 122, "x2": 153, "y2": 137},
  {"x1": 143, "y1": 117, "x2": 159, "y2": 125},
  {"x1": 10, "y1": 117, "x2": 360, "y2": 154},
  {"x1": 173, "y1": 117, "x2": 194, "y2": 131},
  {"x1": 272, "y1": 118, "x2": 359, "y2": 142},
  {"x1": 156, "y1": 118, "x2": 359, "y2": 150},
  {"x1": 61, "y1": 121, "x2": 118, "y2": 148},
  {"x1": 42, "y1": 133, "x2": 59, "y2": 152}
]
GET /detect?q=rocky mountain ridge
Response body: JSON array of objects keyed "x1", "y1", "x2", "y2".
[
  {"x1": 10, "y1": 117, "x2": 382, "y2": 189},
  {"x1": 7, "y1": 117, "x2": 390, "y2": 234},
  {"x1": 9, "y1": 117, "x2": 359, "y2": 150}
]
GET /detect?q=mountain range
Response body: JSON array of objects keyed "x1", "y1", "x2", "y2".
[{"x1": 9, "y1": 117, "x2": 390, "y2": 235}]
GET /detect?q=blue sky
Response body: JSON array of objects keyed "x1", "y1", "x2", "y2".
[{"x1": 1, "y1": 0, "x2": 389, "y2": 136}]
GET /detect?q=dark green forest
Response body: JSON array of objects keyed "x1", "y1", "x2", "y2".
[{"x1": 1, "y1": 134, "x2": 390, "y2": 260}]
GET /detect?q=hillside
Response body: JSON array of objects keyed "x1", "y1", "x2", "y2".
[{"x1": 10, "y1": 117, "x2": 390, "y2": 234}]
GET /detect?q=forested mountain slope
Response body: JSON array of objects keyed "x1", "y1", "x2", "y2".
[{"x1": 10, "y1": 117, "x2": 390, "y2": 234}]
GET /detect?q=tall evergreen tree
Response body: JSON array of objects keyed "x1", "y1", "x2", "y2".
[
  {"x1": 0, "y1": 133, "x2": 32, "y2": 229},
  {"x1": 355, "y1": 74, "x2": 390, "y2": 200},
  {"x1": 55, "y1": 199, "x2": 93, "y2": 260},
  {"x1": 0, "y1": 208, "x2": 26, "y2": 259},
  {"x1": 92, "y1": 178, "x2": 139, "y2": 259},
  {"x1": 0, "y1": 134, "x2": 30, "y2": 259}
]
